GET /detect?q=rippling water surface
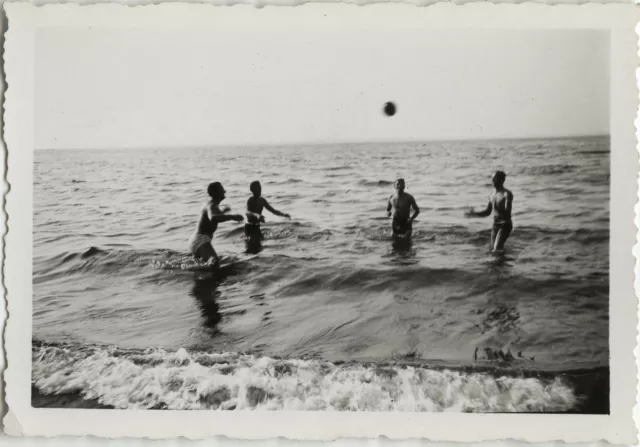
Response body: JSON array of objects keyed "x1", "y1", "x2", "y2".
[{"x1": 32, "y1": 137, "x2": 609, "y2": 412}]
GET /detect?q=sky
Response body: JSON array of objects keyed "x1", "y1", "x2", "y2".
[{"x1": 35, "y1": 28, "x2": 609, "y2": 150}]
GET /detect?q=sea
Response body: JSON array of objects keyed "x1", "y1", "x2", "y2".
[{"x1": 32, "y1": 136, "x2": 610, "y2": 413}]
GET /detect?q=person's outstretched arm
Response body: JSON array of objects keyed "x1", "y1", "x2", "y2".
[
  {"x1": 465, "y1": 200, "x2": 492, "y2": 218},
  {"x1": 209, "y1": 204, "x2": 243, "y2": 223},
  {"x1": 264, "y1": 199, "x2": 290, "y2": 219}
]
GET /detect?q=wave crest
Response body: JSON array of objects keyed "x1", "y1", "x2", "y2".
[{"x1": 32, "y1": 343, "x2": 578, "y2": 412}]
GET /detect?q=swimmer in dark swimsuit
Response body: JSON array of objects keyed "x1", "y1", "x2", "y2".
[
  {"x1": 386, "y1": 178, "x2": 420, "y2": 239},
  {"x1": 245, "y1": 181, "x2": 291, "y2": 241},
  {"x1": 465, "y1": 170, "x2": 514, "y2": 252}
]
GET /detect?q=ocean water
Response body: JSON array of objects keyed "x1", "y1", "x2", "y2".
[{"x1": 32, "y1": 137, "x2": 610, "y2": 412}]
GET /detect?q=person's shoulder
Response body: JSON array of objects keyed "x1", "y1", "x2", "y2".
[
  {"x1": 404, "y1": 193, "x2": 416, "y2": 203},
  {"x1": 505, "y1": 188, "x2": 514, "y2": 198}
]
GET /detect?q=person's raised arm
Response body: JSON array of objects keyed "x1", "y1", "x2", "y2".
[
  {"x1": 209, "y1": 204, "x2": 243, "y2": 223},
  {"x1": 409, "y1": 197, "x2": 420, "y2": 222},
  {"x1": 264, "y1": 199, "x2": 290, "y2": 219}
]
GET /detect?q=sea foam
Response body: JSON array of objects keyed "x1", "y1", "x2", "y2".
[{"x1": 33, "y1": 344, "x2": 577, "y2": 412}]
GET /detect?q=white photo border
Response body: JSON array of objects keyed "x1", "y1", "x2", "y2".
[{"x1": 3, "y1": 2, "x2": 639, "y2": 442}]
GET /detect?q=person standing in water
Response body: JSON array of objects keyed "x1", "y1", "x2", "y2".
[
  {"x1": 386, "y1": 178, "x2": 420, "y2": 238},
  {"x1": 465, "y1": 170, "x2": 514, "y2": 252},
  {"x1": 245, "y1": 181, "x2": 291, "y2": 241},
  {"x1": 188, "y1": 182, "x2": 244, "y2": 264}
]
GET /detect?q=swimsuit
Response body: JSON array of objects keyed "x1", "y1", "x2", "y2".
[
  {"x1": 188, "y1": 233, "x2": 212, "y2": 255},
  {"x1": 492, "y1": 218, "x2": 513, "y2": 234},
  {"x1": 392, "y1": 216, "x2": 412, "y2": 236},
  {"x1": 244, "y1": 223, "x2": 263, "y2": 240}
]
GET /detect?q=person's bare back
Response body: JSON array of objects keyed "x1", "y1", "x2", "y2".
[{"x1": 389, "y1": 192, "x2": 416, "y2": 220}]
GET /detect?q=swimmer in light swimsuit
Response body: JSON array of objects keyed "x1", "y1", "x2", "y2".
[
  {"x1": 386, "y1": 178, "x2": 420, "y2": 239},
  {"x1": 245, "y1": 181, "x2": 291, "y2": 241},
  {"x1": 465, "y1": 170, "x2": 514, "y2": 252},
  {"x1": 188, "y1": 182, "x2": 244, "y2": 264}
]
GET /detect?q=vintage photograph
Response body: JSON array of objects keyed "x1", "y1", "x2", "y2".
[
  {"x1": 3, "y1": 2, "x2": 638, "y2": 442},
  {"x1": 30, "y1": 28, "x2": 610, "y2": 413}
]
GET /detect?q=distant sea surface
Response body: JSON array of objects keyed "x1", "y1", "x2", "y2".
[{"x1": 33, "y1": 137, "x2": 609, "y2": 412}]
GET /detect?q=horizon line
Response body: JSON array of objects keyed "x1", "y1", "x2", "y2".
[{"x1": 35, "y1": 133, "x2": 610, "y2": 151}]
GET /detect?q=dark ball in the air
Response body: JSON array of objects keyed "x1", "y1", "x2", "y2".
[{"x1": 383, "y1": 102, "x2": 396, "y2": 117}]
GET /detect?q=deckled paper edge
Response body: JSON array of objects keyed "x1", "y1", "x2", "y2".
[
  {"x1": 633, "y1": 17, "x2": 640, "y2": 447},
  {"x1": 1, "y1": 2, "x2": 638, "y2": 443},
  {"x1": 4, "y1": 0, "x2": 636, "y2": 9},
  {"x1": 0, "y1": 0, "x2": 7, "y2": 437}
]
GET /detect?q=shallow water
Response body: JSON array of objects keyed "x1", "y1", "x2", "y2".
[{"x1": 32, "y1": 136, "x2": 610, "y2": 412}]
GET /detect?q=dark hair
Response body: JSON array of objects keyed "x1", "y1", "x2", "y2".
[
  {"x1": 250, "y1": 181, "x2": 261, "y2": 193},
  {"x1": 395, "y1": 178, "x2": 405, "y2": 186},
  {"x1": 207, "y1": 182, "x2": 223, "y2": 198},
  {"x1": 495, "y1": 171, "x2": 507, "y2": 183}
]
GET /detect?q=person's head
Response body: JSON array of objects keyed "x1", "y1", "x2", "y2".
[
  {"x1": 207, "y1": 182, "x2": 226, "y2": 202},
  {"x1": 250, "y1": 181, "x2": 262, "y2": 197},
  {"x1": 492, "y1": 171, "x2": 506, "y2": 188},
  {"x1": 394, "y1": 178, "x2": 406, "y2": 193}
]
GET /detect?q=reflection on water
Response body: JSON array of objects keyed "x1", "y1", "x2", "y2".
[
  {"x1": 189, "y1": 267, "x2": 239, "y2": 330},
  {"x1": 190, "y1": 276, "x2": 223, "y2": 329}
]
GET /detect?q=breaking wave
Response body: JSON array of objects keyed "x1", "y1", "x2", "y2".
[{"x1": 33, "y1": 342, "x2": 579, "y2": 412}]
